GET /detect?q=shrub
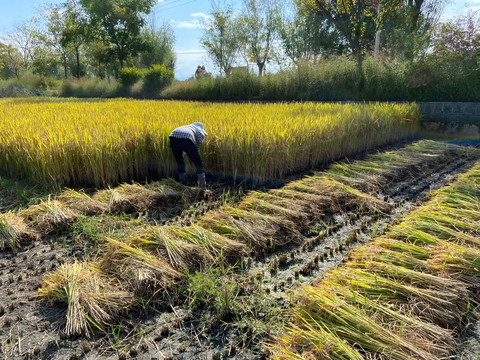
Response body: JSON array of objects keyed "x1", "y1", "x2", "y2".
[
  {"x1": 142, "y1": 64, "x2": 174, "y2": 97},
  {"x1": 118, "y1": 66, "x2": 142, "y2": 87},
  {"x1": 60, "y1": 78, "x2": 120, "y2": 98}
]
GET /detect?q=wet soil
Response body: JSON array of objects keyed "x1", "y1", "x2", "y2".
[{"x1": 1, "y1": 143, "x2": 479, "y2": 360}]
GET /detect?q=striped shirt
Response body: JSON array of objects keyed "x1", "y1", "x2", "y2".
[{"x1": 169, "y1": 125, "x2": 206, "y2": 150}]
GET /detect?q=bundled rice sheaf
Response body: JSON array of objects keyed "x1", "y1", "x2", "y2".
[
  {"x1": 128, "y1": 225, "x2": 212, "y2": 269},
  {"x1": 20, "y1": 199, "x2": 78, "y2": 235},
  {"x1": 199, "y1": 206, "x2": 302, "y2": 251},
  {"x1": 58, "y1": 189, "x2": 108, "y2": 215},
  {"x1": 93, "y1": 180, "x2": 198, "y2": 213},
  {"x1": 98, "y1": 237, "x2": 183, "y2": 295},
  {"x1": 271, "y1": 162, "x2": 480, "y2": 360},
  {"x1": 0, "y1": 211, "x2": 39, "y2": 250},
  {"x1": 38, "y1": 261, "x2": 134, "y2": 336},
  {"x1": 172, "y1": 225, "x2": 248, "y2": 261}
]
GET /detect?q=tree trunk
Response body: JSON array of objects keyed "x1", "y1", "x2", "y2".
[
  {"x1": 75, "y1": 46, "x2": 81, "y2": 79},
  {"x1": 63, "y1": 55, "x2": 68, "y2": 79},
  {"x1": 257, "y1": 62, "x2": 265, "y2": 76}
]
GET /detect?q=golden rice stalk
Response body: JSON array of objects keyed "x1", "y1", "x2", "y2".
[
  {"x1": 0, "y1": 211, "x2": 39, "y2": 250},
  {"x1": 38, "y1": 261, "x2": 133, "y2": 336}
]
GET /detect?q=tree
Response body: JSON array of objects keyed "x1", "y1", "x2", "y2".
[
  {"x1": 238, "y1": 0, "x2": 280, "y2": 76},
  {"x1": 279, "y1": 3, "x2": 345, "y2": 65},
  {"x1": 432, "y1": 9, "x2": 479, "y2": 58},
  {"x1": 2, "y1": 19, "x2": 42, "y2": 70},
  {"x1": 79, "y1": 0, "x2": 156, "y2": 68},
  {"x1": 61, "y1": 0, "x2": 89, "y2": 79},
  {"x1": 201, "y1": 8, "x2": 241, "y2": 76},
  {"x1": 0, "y1": 43, "x2": 24, "y2": 79},
  {"x1": 381, "y1": 0, "x2": 446, "y2": 59},
  {"x1": 301, "y1": 0, "x2": 378, "y2": 71},
  {"x1": 136, "y1": 23, "x2": 175, "y2": 69},
  {"x1": 40, "y1": 4, "x2": 73, "y2": 78}
]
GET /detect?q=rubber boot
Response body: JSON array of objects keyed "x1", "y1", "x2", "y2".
[
  {"x1": 197, "y1": 173, "x2": 206, "y2": 189},
  {"x1": 179, "y1": 172, "x2": 188, "y2": 185}
]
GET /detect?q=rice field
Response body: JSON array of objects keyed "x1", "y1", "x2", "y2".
[
  {"x1": 0, "y1": 98, "x2": 419, "y2": 186},
  {"x1": 31, "y1": 141, "x2": 477, "y2": 340},
  {"x1": 1, "y1": 95, "x2": 478, "y2": 359}
]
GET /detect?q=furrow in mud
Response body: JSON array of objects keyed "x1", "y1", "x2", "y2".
[{"x1": 248, "y1": 155, "x2": 479, "y2": 298}]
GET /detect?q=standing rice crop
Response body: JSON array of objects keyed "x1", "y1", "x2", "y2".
[{"x1": 0, "y1": 98, "x2": 420, "y2": 187}]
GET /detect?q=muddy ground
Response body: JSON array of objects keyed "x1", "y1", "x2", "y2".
[{"x1": 1, "y1": 143, "x2": 480, "y2": 360}]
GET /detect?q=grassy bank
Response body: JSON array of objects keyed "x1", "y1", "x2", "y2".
[{"x1": 162, "y1": 57, "x2": 480, "y2": 102}]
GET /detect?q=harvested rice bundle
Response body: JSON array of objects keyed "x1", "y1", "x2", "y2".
[
  {"x1": 172, "y1": 225, "x2": 248, "y2": 261},
  {"x1": 93, "y1": 180, "x2": 198, "y2": 213},
  {"x1": 273, "y1": 284, "x2": 452, "y2": 360},
  {"x1": 58, "y1": 189, "x2": 107, "y2": 215},
  {"x1": 93, "y1": 183, "x2": 161, "y2": 213},
  {"x1": 21, "y1": 199, "x2": 78, "y2": 235},
  {"x1": 199, "y1": 206, "x2": 302, "y2": 251},
  {"x1": 286, "y1": 177, "x2": 391, "y2": 215},
  {"x1": 0, "y1": 211, "x2": 39, "y2": 250},
  {"x1": 347, "y1": 238, "x2": 430, "y2": 270},
  {"x1": 38, "y1": 261, "x2": 133, "y2": 336},
  {"x1": 428, "y1": 243, "x2": 480, "y2": 286},
  {"x1": 325, "y1": 267, "x2": 469, "y2": 329},
  {"x1": 99, "y1": 238, "x2": 182, "y2": 295},
  {"x1": 129, "y1": 225, "x2": 211, "y2": 268},
  {"x1": 239, "y1": 192, "x2": 310, "y2": 227}
]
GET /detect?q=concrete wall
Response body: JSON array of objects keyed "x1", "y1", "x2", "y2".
[
  {"x1": 418, "y1": 102, "x2": 480, "y2": 137},
  {"x1": 418, "y1": 102, "x2": 480, "y2": 125}
]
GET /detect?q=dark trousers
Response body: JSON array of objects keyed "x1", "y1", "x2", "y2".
[{"x1": 169, "y1": 137, "x2": 204, "y2": 174}]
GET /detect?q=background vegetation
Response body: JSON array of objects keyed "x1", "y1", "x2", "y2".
[{"x1": 0, "y1": 0, "x2": 478, "y2": 101}]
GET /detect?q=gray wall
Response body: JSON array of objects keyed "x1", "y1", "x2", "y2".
[
  {"x1": 418, "y1": 102, "x2": 480, "y2": 125},
  {"x1": 418, "y1": 102, "x2": 480, "y2": 136}
]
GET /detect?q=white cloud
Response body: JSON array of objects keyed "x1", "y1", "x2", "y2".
[
  {"x1": 170, "y1": 12, "x2": 210, "y2": 29},
  {"x1": 191, "y1": 12, "x2": 211, "y2": 21},
  {"x1": 172, "y1": 19, "x2": 203, "y2": 29}
]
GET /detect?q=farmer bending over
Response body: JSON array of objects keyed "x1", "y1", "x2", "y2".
[{"x1": 169, "y1": 122, "x2": 208, "y2": 189}]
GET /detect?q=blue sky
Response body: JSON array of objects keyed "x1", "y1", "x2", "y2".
[{"x1": 0, "y1": 0, "x2": 478, "y2": 80}]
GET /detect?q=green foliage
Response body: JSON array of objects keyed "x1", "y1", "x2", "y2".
[
  {"x1": 201, "y1": 8, "x2": 241, "y2": 76},
  {"x1": 79, "y1": 0, "x2": 156, "y2": 67},
  {"x1": 136, "y1": 25, "x2": 175, "y2": 69},
  {"x1": 142, "y1": 64, "x2": 174, "y2": 96},
  {"x1": 186, "y1": 266, "x2": 238, "y2": 319},
  {"x1": 162, "y1": 55, "x2": 480, "y2": 102},
  {"x1": 118, "y1": 66, "x2": 142, "y2": 87},
  {"x1": 60, "y1": 77, "x2": 120, "y2": 98}
]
